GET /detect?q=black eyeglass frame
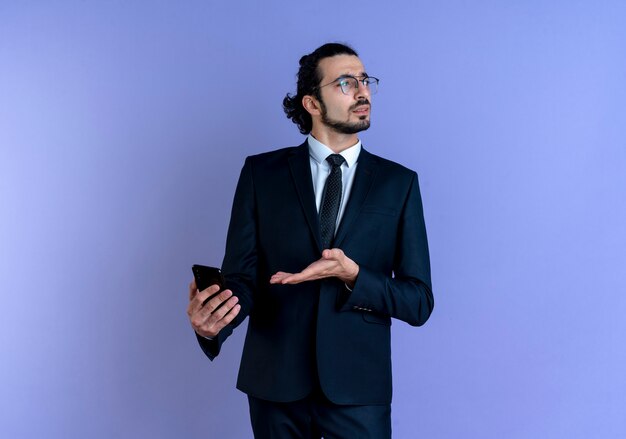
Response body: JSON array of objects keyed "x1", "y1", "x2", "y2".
[{"x1": 314, "y1": 75, "x2": 380, "y2": 95}]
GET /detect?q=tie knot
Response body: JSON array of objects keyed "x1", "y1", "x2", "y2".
[{"x1": 326, "y1": 154, "x2": 345, "y2": 168}]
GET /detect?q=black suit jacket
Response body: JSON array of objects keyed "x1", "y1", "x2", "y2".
[{"x1": 197, "y1": 141, "x2": 433, "y2": 405}]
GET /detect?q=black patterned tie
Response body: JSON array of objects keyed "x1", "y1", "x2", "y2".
[{"x1": 319, "y1": 154, "x2": 346, "y2": 249}]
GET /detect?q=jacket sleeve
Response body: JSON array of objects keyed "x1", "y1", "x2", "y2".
[
  {"x1": 196, "y1": 157, "x2": 257, "y2": 360},
  {"x1": 339, "y1": 172, "x2": 434, "y2": 326}
]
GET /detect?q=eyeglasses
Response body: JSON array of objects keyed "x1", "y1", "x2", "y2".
[{"x1": 316, "y1": 75, "x2": 379, "y2": 95}]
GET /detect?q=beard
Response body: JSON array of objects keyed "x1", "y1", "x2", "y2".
[{"x1": 319, "y1": 98, "x2": 371, "y2": 135}]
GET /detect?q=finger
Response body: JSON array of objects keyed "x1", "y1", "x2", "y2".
[
  {"x1": 279, "y1": 270, "x2": 317, "y2": 284},
  {"x1": 270, "y1": 272, "x2": 292, "y2": 284},
  {"x1": 198, "y1": 284, "x2": 221, "y2": 307},
  {"x1": 205, "y1": 303, "x2": 242, "y2": 337},
  {"x1": 281, "y1": 261, "x2": 324, "y2": 284},
  {"x1": 283, "y1": 258, "x2": 345, "y2": 283},
  {"x1": 199, "y1": 283, "x2": 221, "y2": 296},
  {"x1": 203, "y1": 289, "x2": 234, "y2": 313},
  {"x1": 190, "y1": 290, "x2": 233, "y2": 332},
  {"x1": 323, "y1": 248, "x2": 343, "y2": 260},
  {"x1": 219, "y1": 303, "x2": 241, "y2": 326},
  {"x1": 201, "y1": 296, "x2": 239, "y2": 336},
  {"x1": 188, "y1": 284, "x2": 221, "y2": 316},
  {"x1": 278, "y1": 275, "x2": 302, "y2": 284},
  {"x1": 209, "y1": 295, "x2": 239, "y2": 322}
]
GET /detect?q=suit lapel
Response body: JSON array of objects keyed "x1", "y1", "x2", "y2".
[
  {"x1": 288, "y1": 142, "x2": 322, "y2": 251},
  {"x1": 333, "y1": 148, "x2": 378, "y2": 248}
]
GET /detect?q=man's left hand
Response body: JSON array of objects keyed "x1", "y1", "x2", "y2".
[{"x1": 270, "y1": 248, "x2": 359, "y2": 288}]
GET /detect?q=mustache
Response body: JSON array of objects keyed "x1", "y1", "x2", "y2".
[{"x1": 350, "y1": 99, "x2": 370, "y2": 111}]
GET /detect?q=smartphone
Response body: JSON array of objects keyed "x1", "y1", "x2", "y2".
[
  {"x1": 192, "y1": 264, "x2": 225, "y2": 298},
  {"x1": 192, "y1": 264, "x2": 227, "y2": 309}
]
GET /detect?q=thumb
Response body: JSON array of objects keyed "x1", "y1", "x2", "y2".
[
  {"x1": 188, "y1": 280, "x2": 198, "y2": 300},
  {"x1": 323, "y1": 248, "x2": 342, "y2": 259}
]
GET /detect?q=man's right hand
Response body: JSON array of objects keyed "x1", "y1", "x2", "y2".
[{"x1": 187, "y1": 280, "x2": 241, "y2": 338}]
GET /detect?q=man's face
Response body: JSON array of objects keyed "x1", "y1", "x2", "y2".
[{"x1": 315, "y1": 55, "x2": 372, "y2": 135}]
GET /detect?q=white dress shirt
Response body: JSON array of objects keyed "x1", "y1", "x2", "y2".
[{"x1": 307, "y1": 134, "x2": 361, "y2": 232}]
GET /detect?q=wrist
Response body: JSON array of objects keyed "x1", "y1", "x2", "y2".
[{"x1": 344, "y1": 262, "x2": 359, "y2": 289}]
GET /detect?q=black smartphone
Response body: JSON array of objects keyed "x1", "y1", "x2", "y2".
[{"x1": 192, "y1": 264, "x2": 225, "y2": 293}]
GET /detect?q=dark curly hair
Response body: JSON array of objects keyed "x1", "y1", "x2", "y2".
[{"x1": 283, "y1": 43, "x2": 358, "y2": 134}]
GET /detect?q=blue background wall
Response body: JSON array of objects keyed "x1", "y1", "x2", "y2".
[{"x1": 1, "y1": 1, "x2": 625, "y2": 437}]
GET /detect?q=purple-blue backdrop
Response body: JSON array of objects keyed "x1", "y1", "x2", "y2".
[{"x1": 1, "y1": 1, "x2": 625, "y2": 438}]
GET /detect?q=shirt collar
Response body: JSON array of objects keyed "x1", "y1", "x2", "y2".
[{"x1": 307, "y1": 134, "x2": 361, "y2": 168}]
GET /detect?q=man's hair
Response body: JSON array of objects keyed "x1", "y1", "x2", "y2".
[{"x1": 283, "y1": 43, "x2": 359, "y2": 134}]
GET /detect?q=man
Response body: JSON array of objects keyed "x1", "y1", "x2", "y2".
[{"x1": 187, "y1": 43, "x2": 433, "y2": 438}]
